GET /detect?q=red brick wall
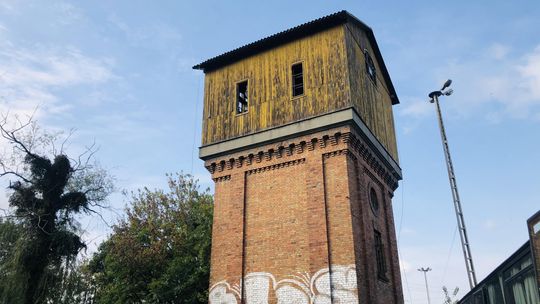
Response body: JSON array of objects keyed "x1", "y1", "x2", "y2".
[
  {"x1": 527, "y1": 211, "x2": 540, "y2": 294},
  {"x1": 206, "y1": 125, "x2": 403, "y2": 304},
  {"x1": 244, "y1": 160, "x2": 310, "y2": 278}
]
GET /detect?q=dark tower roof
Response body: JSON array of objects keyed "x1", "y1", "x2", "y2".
[{"x1": 193, "y1": 10, "x2": 399, "y2": 104}]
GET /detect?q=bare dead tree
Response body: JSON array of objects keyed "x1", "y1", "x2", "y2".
[
  {"x1": 0, "y1": 112, "x2": 114, "y2": 304},
  {"x1": 0, "y1": 112, "x2": 114, "y2": 216}
]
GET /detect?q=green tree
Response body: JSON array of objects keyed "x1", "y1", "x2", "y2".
[
  {"x1": 88, "y1": 173, "x2": 213, "y2": 303},
  {"x1": 0, "y1": 116, "x2": 113, "y2": 304},
  {"x1": 44, "y1": 259, "x2": 96, "y2": 304},
  {"x1": 0, "y1": 218, "x2": 23, "y2": 295}
]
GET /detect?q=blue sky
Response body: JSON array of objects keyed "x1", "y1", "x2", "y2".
[{"x1": 0, "y1": 1, "x2": 539, "y2": 303}]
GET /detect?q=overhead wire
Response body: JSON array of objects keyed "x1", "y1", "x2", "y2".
[
  {"x1": 441, "y1": 224, "x2": 458, "y2": 286},
  {"x1": 396, "y1": 179, "x2": 413, "y2": 304},
  {"x1": 190, "y1": 76, "x2": 202, "y2": 175},
  {"x1": 393, "y1": 111, "x2": 413, "y2": 303}
]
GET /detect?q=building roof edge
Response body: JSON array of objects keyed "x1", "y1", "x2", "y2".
[{"x1": 192, "y1": 10, "x2": 399, "y2": 104}]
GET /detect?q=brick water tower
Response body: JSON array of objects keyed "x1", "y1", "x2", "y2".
[{"x1": 194, "y1": 11, "x2": 403, "y2": 304}]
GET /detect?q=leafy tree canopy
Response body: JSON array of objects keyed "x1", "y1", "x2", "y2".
[{"x1": 88, "y1": 173, "x2": 213, "y2": 304}]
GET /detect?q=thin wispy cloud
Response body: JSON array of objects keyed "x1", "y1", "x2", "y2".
[
  {"x1": 0, "y1": 0, "x2": 16, "y2": 13},
  {"x1": 107, "y1": 14, "x2": 183, "y2": 50},
  {"x1": 518, "y1": 45, "x2": 540, "y2": 100},
  {"x1": 482, "y1": 219, "x2": 497, "y2": 231},
  {"x1": 0, "y1": 41, "x2": 116, "y2": 118},
  {"x1": 488, "y1": 43, "x2": 510, "y2": 60},
  {"x1": 463, "y1": 44, "x2": 540, "y2": 119},
  {"x1": 0, "y1": 8, "x2": 120, "y2": 215},
  {"x1": 399, "y1": 43, "x2": 540, "y2": 123},
  {"x1": 400, "y1": 96, "x2": 433, "y2": 118},
  {"x1": 53, "y1": 2, "x2": 83, "y2": 25}
]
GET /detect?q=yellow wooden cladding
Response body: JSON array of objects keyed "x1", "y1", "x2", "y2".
[
  {"x1": 344, "y1": 24, "x2": 399, "y2": 162},
  {"x1": 201, "y1": 23, "x2": 399, "y2": 162}
]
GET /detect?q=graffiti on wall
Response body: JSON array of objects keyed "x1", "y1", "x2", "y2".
[{"x1": 209, "y1": 265, "x2": 357, "y2": 304}]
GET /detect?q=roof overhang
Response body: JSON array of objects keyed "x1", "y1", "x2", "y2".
[
  {"x1": 193, "y1": 10, "x2": 399, "y2": 105},
  {"x1": 199, "y1": 107, "x2": 402, "y2": 180}
]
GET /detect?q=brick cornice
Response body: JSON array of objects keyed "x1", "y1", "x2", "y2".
[
  {"x1": 246, "y1": 158, "x2": 305, "y2": 175},
  {"x1": 323, "y1": 149, "x2": 349, "y2": 159},
  {"x1": 204, "y1": 131, "x2": 344, "y2": 174},
  {"x1": 213, "y1": 175, "x2": 231, "y2": 183},
  {"x1": 344, "y1": 131, "x2": 399, "y2": 190},
  {"x1": 204, "y1": 129, "x2": 399, "y2": 190}
]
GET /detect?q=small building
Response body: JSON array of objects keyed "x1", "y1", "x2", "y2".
[{"x1": 459, "y1": 211, "x2": 540, "y2": 304}]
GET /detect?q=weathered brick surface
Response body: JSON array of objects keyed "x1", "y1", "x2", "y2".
[
  {"x1": 244, "y1": 159, "x2": 309, "y2": 277},
  {"x1": 210, "y1": 173, "x2": 244, "y2": 287},
  {"x1": 527, "y1": 211, "x2": 540, "y2": 293},
  {"x1": 206, "y1": 125, "x2": 403, "y2": 303}
]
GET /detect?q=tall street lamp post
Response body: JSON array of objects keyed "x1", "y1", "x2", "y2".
[
  {"x1": 428, "y1": 80, "x2": 477, "y2": 289},
  {"x1": 418, "y1": 267, "x2": 432, "y2": 304}
]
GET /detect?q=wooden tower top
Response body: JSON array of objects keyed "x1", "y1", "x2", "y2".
[{"x1": 195, "y1": 11, "x2": 401, "y2": 177}]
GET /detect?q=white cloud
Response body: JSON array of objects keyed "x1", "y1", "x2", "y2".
[
  {"x1": 517, "y1": 45, "x2": 540, "y2": 100},
  {"x1": 107, "y1": 14, "x2": 182, "y2": 50},
  {"x1": 1, "y1": 47, "x2": 113, "y2": 86},
  {"x1": 400, "y1": 96, "x2": 433, "y2": 118},
  {"x1": 0, "y1": 0, "x2": 16, "y2": 13},
  {"x1": 400, "y1": 43, "x2": 540, "y2": 122},
  {"x1": 0, "y1": 23, "x2": 119, "y2": 213},
  {"x1": 464, "y1": 44, "x2": 540, "y2": 118},
  {"x1": 54, "y1": 2, "x2": 83, "y2": 25},
  {"x1": 482, "y1": 219, "x2": 497, "y2": 230},
  {"x1": 488, "y1": 43, "x2": 510, "y2": 60},
  {"x1": 0, "y1": 41, "x2": 116, "y2": 120}
]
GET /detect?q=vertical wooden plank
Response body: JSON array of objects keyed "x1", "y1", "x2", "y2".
[
  {"x1": 200, "y1": 25, "x2": 397, "y2": 158},
  {"x1": 343, "y1": 24, "x2": 399, "y2": 162}
]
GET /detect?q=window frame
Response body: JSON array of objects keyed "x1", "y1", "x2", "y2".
[
  {"x1": 502, "y1": 255, "x2": 538, "y2": 304},
  {"x1": 369, "y1": 187, "x2": 380, "y2": 215},
  {"x1": 291, "y1": 61, "x2": 305, "y2": 99},
  {"x1": 364, "y1": 49, "x2": 377, "y2": 85},
  {"x1": 235, "y1": 79, "x2": 249, "y2": 115},
  {"x1": 374, "y1": 229, "x2": 388, "y2": 282}
]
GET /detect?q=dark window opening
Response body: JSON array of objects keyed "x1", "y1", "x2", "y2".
[
  {"x1": 236, "y1": 81, "x2": 248, "y2": 114},
  {"x1": 364, "y1": 50, "x2": 376, "y2": 83},
  {"x1": 292, "y1": 63, "x2": 304, "y2": 97},
  {"x1": 503, "y1": 255, "x2": 539, "y2": 304},
  {"x1": 370, "y1": 187, "x2": 379, "y2": 214},
  {"x1": 374, "y1": 230, "x2": 388, "y2": 281},
  {"x1": 533, "y1": 219, "x2": 540, "y2": 234},
  {"x1": 483, "y1": 279, "x2": 504, "y2": 304}
]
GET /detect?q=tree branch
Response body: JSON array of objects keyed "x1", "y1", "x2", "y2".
[{"x1": 1, "y1": 171, "x2": 31, "y2": 183}]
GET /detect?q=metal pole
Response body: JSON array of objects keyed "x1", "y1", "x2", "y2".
[
  {"x1": 432, "y1": 94, "x2": 477, "y2": 289},
  {"x1": 418, "y1": 267, "x2": 432, "y2": 304}
]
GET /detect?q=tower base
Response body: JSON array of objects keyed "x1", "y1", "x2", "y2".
[{"x1": 204, "y1": 114, "x2": 403, "y2": 304}]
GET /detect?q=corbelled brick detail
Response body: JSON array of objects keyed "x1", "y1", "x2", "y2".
[
  {"x1": 206, "y1": 125, "x2": 403, "y2": 303},
  {"x1": 206, "y1": 129, "x2": 399, "y2": 191}
]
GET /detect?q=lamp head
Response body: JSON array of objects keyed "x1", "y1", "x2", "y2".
[
  {"x1": 429, "y1": 90, "x2": 442, "y2": 100},
  {"x1": 441, "y1": 79, "x2": 452, "y2": 90}
]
